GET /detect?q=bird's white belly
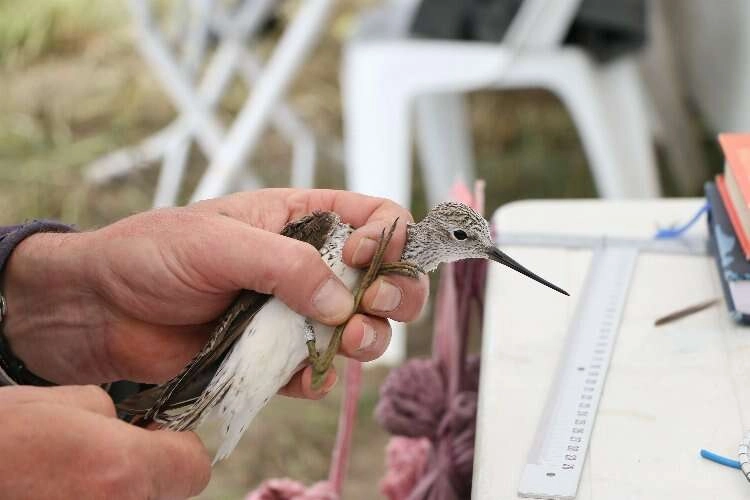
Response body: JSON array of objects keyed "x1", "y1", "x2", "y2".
[{"x1": 207, "y1": 245, "x2": 361, "y2": 462}]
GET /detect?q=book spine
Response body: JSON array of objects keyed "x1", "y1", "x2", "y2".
[
  {"x1": 705, "y1": 181, "x2": 750, "y2": 325},
  {"x1": 715, "y1": 175, "x2": 750, "y2": 259}
]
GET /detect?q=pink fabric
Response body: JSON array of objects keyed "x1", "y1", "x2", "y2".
[
  {"x1": 375, "y1": 181, "x2": 487, "y2": 500},
  {"x1": 381, "y1": 437, "x2": 432, "y2": 500},
  {"x1": 328, "y1": 359, "x2": 361, "y2": 492}
]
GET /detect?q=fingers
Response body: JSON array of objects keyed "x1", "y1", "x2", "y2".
[
  {"x1": 360, "y1": 273, "x2": 430, "y2": 322},
  {"x1": 278, "y1": 365, "x2": 338, "y2": 400},
  {"x1": 279, "y1": 314, "x2": 390, "y2": 400},
  {"x1": 54, "y1": 398, "x2": 211, "y2": 499},
  {"x1": 192, "y1": 189, "x2": 425, "y2": 324},
  {"x1": 192, "y1": 189, "x2": 414, "y2": 236},
  {"x1": 194, "y1": 188, "x2": 416, "y2": 266},
  {"x1": 0, "y1": 385, "x2": 116, "y2": 417},
  {"x1": 137, "y1": 429, "x2": 211, "y2": 499},
  {"x1": 338, "y1": 314, "x2": 392, "y2": 362},
  {"x1": 186, "y1": 216, "x2": 355, "y2": 326},
  {"x1": 48, "y1": 385, "x2": 117, "y2": 417},
  {"x1": 343, "y1": 217, "x2": 412, "y2": 267}
]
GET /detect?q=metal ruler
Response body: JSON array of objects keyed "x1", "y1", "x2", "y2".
[{"x1": 498, "y1": 232, "x2": 708, "y2": 499}]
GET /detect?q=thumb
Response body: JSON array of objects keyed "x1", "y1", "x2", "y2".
[
  {"x1": 197, "y1": 216, "x2": 354, "y2": 325},
  {"x1": 136, "y1": 429, "x2": 211, "y2": 499}
]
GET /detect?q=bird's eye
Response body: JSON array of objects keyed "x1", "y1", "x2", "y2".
[{"x1": 453, "y1": 229, "x2": 468, "y2": 240}]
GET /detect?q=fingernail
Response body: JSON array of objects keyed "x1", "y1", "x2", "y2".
[
  {"x1": 352, "y1": 237, "x2": 378, "y2": 266},
  {"x1": 312, "y1": 278, "x2": 353, "y2": 321},
  {"x1": 358, "y1": 320, "x2": 377, "y2": 351},
  {"x1": 321, "y1": 371, "x2": 337, "y2": 394},
  {"x1": 371, "y1": 279, "x2": 402, "y2": 312}
]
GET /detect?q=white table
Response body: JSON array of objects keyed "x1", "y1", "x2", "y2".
[{"x1": 473, "y1": 199, "x2": 750, "y2": 499}]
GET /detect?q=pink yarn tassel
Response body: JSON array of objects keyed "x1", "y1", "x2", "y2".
[{"x1": 381, "y1": 437, "x2": 432, "y2": 500}]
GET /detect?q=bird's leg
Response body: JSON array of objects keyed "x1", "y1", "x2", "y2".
[
  {"x1": 310, "y1": 219, "x2": 399, "y2": 390},
  {"x1": 304, "y1": 320, "x2": 319, "y2": 365}
]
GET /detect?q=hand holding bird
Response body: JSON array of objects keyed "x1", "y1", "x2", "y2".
[{"x1": 2, "y1": 189, "x2": 428, "y2": 395}]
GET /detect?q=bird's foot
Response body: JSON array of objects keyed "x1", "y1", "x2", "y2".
[
  {"x1": 378, "y1": 261, "x2": 425, "y2": 279},
  {"x1": 310, "y1": 219, "x2": 400, "y2": 391}
]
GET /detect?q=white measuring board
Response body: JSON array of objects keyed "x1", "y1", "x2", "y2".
[
  {"x1": 474, "y1": 199, "x2": 750, "y2": 500},
  {"x1": 496, "y1": 232, "x2": 709, "y2": 256},
  {"x1": 518, "y1": 246, "x2": 638, "y2": 499}
]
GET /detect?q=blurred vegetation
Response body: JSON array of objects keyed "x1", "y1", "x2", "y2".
[
  {"x1": 0, "y1": 0, "x2": 602, "y2": 230},
  {"x1": 0, "y1": 0, "x2": 126, "y2": 66},
  {"x1": 0, "y1": 1, "x2": 714, "y2": 499}
]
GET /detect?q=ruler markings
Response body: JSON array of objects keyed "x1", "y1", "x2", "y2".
[{"x1": 517, "y1": 246, "x2": 638, "y2": 499}]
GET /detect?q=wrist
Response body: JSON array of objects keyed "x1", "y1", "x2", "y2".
[{"x1": 2, "y1": 232, "x2": 102, "y2": 383}]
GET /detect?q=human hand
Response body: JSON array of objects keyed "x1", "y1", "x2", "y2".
[
  {"x1": 0, "y1": 384, "x2": 210, "y2": 500},
  {"x1": 3, "y1": 189, "x2": 429, "y2": 397}
]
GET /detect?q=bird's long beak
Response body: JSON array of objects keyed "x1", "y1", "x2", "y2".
[{"x1": 486, "y1": 246, "x2": 569, "y2": 296}]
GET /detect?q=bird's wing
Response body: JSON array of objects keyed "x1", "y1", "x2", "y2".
[{"x1": 116, "y1": 211, "x2": 340, "y2": 425}]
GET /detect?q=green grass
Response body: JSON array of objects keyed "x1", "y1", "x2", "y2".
[{"x1": 0, "y1": 0, "x2": 127, "y2": 67}]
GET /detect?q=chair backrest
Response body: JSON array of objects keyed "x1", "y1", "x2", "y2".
[
  {"x1": 501, "y1": 0, "x2": 583, "y2": 49},
  {"x1": 388, "y1": 0, "x2": 583, "y2": 49}
]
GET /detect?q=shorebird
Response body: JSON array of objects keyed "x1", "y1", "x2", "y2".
[{"x1": 117, "y1": 202, "x2": 568, "y2": 462}]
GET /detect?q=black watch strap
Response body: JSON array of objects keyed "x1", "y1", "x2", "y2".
[{"x1": 0, "y1": 325, "x2": 55, "y2": 386}]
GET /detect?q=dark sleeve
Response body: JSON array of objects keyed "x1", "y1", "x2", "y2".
[{"x1": 0, "y1": 220, "x2": 77, "y2": 268}]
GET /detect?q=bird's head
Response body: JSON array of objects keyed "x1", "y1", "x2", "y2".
[{"x1": 415, "y1": 202, "x2": 569, "y2": 296}]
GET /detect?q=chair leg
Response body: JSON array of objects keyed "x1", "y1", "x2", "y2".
[
  {"x1": 343, "y1": 43, "x2": 415, "y2": 366},
  {"x1": 190, "y1": 0, "x2": 336, "y2": 201},
  {"x1": 154, "y1": 137, "x2": 192, "y2": 207},
  {"x1": 153, "y1": 0, "x2": 214, "y2": 208},
  {"x1": 415, "y1": 93, "x2": 476, "y2": 206},
  {"x1": 128, "y1": 0, "x2": 226, "y2": 156},
  {"x1": 84, "y1": 124, "x2": 179, "y2": 183},
  {"x1": 597, "y1": 57, "x2": 662, "y2": 198},
  {"x1": 520, "y1": 52, "x2": 658, "y2": 198},
  {"x1": 238, "y1": 52, "x2": 317, "y2": 189},
  {"x1": 343, "y1": 48, "x2": 414, "y2": 208}
]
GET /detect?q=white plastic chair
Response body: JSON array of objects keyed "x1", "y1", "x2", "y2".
[
  {"x1": 85, "y1": 0, "x2": 327, "y2": 207},
  {"x1": 189, "y1": 0, "x2": 335, "y2": 202},
  {"x1": 343, "y1": 0, "x2": 664, "y2": 210},
  {"x1": 343, "y1": 0, "x2": 664, "y2": 365}
]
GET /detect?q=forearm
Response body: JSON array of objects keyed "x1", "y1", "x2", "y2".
[{"x1": 1, "y1": 230, "x2": 106, "y2": 384}]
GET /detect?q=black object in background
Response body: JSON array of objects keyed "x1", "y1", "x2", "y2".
[
  {"x1": 108, "y1": 381, "x2": 156, "y2": 405},
  {"x1": 705, "y1": 181, "x2": 750, "y2": 325},
  {"x1": 411, "y1": 0, "x2": 646, "y2": 62}
]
